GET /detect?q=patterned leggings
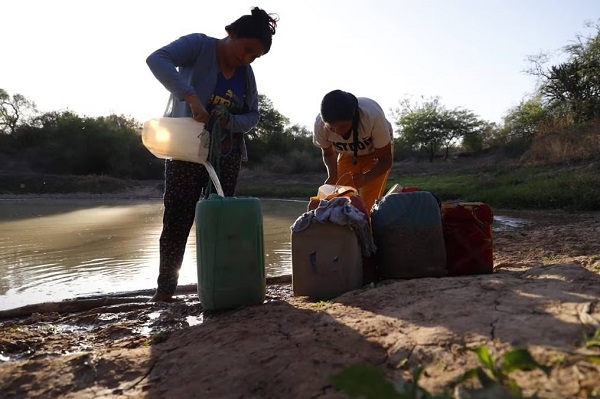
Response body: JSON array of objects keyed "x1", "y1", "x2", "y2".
[{"x1": 156, "y1": 148, "x2": 242, "y2": 296}]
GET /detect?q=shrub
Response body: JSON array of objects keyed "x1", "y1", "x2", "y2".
[{"x1": 522, "y1": 118, "x2": 600, "y2": 165}]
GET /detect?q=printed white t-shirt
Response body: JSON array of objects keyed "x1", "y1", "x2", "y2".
[{"x1": 313, "y1": 97, "x2": 393, "y2": 156}]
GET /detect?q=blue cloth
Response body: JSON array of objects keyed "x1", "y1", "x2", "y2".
[
  {"x1": 146, "y1": 33, "x2": 259, "y2": 134},
  {"x1": 290, "y1": 197, "x2": 376, "y2": 257}
]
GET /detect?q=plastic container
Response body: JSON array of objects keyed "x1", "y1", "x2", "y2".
[
  {"x1": 142, "y1": 117, "x2": 209, "y2": 163},
  {"x1": 291, "y1": 221, "x2": 363, "y2": 300},
  {"x1": 441, "y1": 202, "x2": 494, "y2": 276},
  {"x1": 142, "y1": 117, "x2": 223, "y2": 196},
  {"x1": 195, "y1": 194, "x2": 265, "y2": 310},
  {"x1": 371, "y1": 191, "x2": 447, "y2": 279}
]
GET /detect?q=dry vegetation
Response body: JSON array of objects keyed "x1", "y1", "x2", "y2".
[{"x1": 523, "y1": 118, "x2": 600, "y2": 165}]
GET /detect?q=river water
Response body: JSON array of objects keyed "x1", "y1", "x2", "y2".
[
  {"x1": 0, "y1": 198, "x2": 308, "y2": 311},
  {"x1": 0, "y1": 199, "x2": 529, "y2": 311}
]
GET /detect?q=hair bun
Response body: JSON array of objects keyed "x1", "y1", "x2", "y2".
[{"x1": 250, "y1": 7, "x2": 278, "y2": 35}]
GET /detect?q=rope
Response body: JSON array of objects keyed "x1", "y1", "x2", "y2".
[
  {"x1": 335, "y1": 171, "x2": 354, "y2": 189},
  {"x1": 205, "y1": 105, "x2": 232, "y2": 196}
]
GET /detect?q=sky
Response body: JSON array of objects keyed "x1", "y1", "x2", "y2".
[{"x1": 1, "y1": 0, "x2": 599, "y2": 129}]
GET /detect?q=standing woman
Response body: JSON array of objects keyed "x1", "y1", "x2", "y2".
[
  {"x1": 146, "y1": 7, "x2": 278, "y2": 302},
  {"x1": 313, "y1": 89, "x2": 394, "y2": 212}
]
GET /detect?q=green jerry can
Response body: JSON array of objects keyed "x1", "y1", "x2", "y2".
[{"x1": 195, "y1": 194, "x2": 266, "y2": 310}]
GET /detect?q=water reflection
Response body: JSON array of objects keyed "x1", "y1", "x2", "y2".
[
  {"x1": 493, "y1": 215, "x2": 532, "y2": 231},
  {"x1": 0, "y1": 198, "x2": 308, "y2": 311}
]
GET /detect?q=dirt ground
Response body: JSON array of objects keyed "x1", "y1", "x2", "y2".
[{"x1": 1, "y1": 204, "x2": 599, "y2": 397}]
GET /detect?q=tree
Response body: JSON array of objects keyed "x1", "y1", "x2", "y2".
[
  {"x1": 443, "y1": 108, "x2": 485, "y2": 157},
  {"x1": 543, "y1": 59, "x2": 598, "y2": 122},
  {"x1": 462, "y1": 121, "x2": 497, "y2": 152},
  {"x1": 527, "y1": 20, "x2": 600, "y2": 123},
  {"x1": 249, "y1": 94, "x2": 289, "y2": 141},
  {"x1": 245, "y1": 94, "x2": 291, "y2": 164},
  {"x1": 501, "y1": 96, "x2": 548, "y2": 142},
  {"x1": 397, "y1": 99, "x2": 446, "y2": 161},
  {"x1": 394, "y1": 97, "x2": 485, "y2": 161},
  {"x1": 6, "y1": 110, "x2": 160, "y2": 178},
  {"x1": 0, "y1": 89, "x2": 37, "y2": 134},
  {"x1": 285, "y1": 123, "x2": 311, "y2": 138}
]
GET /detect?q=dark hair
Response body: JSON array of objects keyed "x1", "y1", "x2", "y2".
[
  {"x1": 320, "y1": 90, "x2": 361, "y2": 165},
  {"x1": 320, "y1": 90, "x2": 358, "y2": 123},
  {"x1": 226, "y1": 7, "x2": 279, "y2": 54}
]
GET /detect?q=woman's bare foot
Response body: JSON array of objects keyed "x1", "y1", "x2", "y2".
[{"x1": 148, "y1": 292, "x2": 179, "y2": 303}]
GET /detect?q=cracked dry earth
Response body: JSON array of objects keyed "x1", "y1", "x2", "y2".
[{"x1": 0, "y1": 209, "x2": 599, "y2": 398}]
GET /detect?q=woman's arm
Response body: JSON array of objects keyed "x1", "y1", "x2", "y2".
[
  {"x1": 322, "y1": 146, "x2": 339, "y2": 184},
  {"x1": 146, "y1": 34, "x2": 205, "y2": 100},
  {"x1": 352, "y1": 143, "x2": 392, "y2": 187}
]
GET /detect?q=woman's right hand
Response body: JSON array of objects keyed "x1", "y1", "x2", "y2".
[{"x1": 184, "y1": 94, "x2": 209, "y2": 123}]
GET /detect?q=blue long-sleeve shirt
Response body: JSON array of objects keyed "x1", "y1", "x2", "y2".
[{"x1": 146, "y1": 33, "x2": 260, "y2": 134}]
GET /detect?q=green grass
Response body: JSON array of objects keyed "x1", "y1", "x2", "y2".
[{"x1": 387, "y1": 162, "x2": 600, "y2": 211}]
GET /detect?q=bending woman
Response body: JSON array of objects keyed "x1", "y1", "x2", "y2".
[{"x1": 313, "y1": 89, "x2": 394, "y2": 213}]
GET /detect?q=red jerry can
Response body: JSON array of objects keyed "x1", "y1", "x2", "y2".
[{"x1": 441, "y1": 202, "x2": 494, "y2": 276}]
